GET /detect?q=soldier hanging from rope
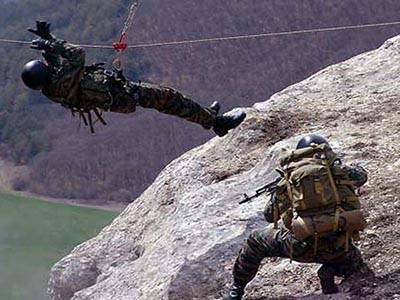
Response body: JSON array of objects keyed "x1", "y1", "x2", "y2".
[{"x1": 21, "y1": 21, "x2": 246, "y2": 135}]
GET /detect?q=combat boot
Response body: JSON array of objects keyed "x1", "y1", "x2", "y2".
[
  {"x1": 213, "y1": 111, "x2": 246, "y2": 137},
  {"x1": 318, "y1": 265, "x2": 339, "y2": 294},
  {"x1": 224, "y1": 284, "x2": 245, "y2": 300}
]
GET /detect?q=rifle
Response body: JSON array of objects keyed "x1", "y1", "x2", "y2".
[{"x1": 239, "y1": 178, "x2": 281, "y2": 205}]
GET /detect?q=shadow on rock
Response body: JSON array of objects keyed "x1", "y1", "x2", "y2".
[
  {"x1": 166, "y1": 216, "x2": 264, "y2": 300},
  {"x1": 339, "y1": 266, "x2": 400, "y2": 299}
]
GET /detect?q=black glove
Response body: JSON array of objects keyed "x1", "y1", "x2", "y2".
[
  {"x1": 28, "y1": 21, "x2": 53, "y2": 40},
  {"x1": 30, "y1": 38, "x2": 50, "y2": 50}
]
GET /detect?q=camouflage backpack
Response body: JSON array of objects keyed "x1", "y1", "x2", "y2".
[{"x1": 276, "y1": 143, "x2": 366, "y2": 252}]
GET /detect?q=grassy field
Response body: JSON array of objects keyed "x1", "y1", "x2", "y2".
[{"x1": 0, "y1": 192, "x2": 118, "y2": 300}]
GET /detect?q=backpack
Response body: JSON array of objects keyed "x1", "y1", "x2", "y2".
[{"x1": 276, "y1": 144, "x2": 366, "y2": 253}]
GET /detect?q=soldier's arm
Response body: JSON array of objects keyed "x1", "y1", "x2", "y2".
[
  {"x1": 264, "y1": 194, "x2": 292, "y2": 222},
  {"x1": 28, "y1": 21, "x2": 85, "y2": 73},
  {"x1": 263, "y1": 194, "x2": 277, "y2": 223},
  {"x1": 263, "y1": 179, "x2": 290, "y2": 223},
  {"x1": 41, "y1": 39, "x2": 85, "y2": 73},
  {"x1": 343, "y1": 164, "x2": 368, "y2": 188}
]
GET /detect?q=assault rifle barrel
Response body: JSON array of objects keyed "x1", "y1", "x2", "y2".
[{"x1": 239, "y1": 178, "x2": 280, "y2": 205}]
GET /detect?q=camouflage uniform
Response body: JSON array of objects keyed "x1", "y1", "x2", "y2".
[
  {"x1": 41, "y1": 39, "x2": 216, "y2": 129},
  {"x1": 232, "y1": 165, "x2": 368, "y2": 287}
]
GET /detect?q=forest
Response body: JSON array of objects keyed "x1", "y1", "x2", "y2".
[{"x1": 1, "y1": 0, "x2": 400, "y2": 202}]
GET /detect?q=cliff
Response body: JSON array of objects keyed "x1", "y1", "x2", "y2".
[{"x1": 48, "y1": 35, "x2": 400, "y2": 299}]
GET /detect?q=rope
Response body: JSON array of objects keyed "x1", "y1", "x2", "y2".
[
  {"x1": 126, "y1": 20, "x2": 400, "y2": 49},
  {"x1": 0, "y1": 38, "x2": 30, "y2": 45},
  {"x1": 121, "y1": 0, "x2": 140, "y2": 39},
  {"x1": 1, "y1": 20, "x2": 400, "y2": 50}
]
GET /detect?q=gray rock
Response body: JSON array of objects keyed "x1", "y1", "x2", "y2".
[
  {"x1": 49, "y1": 35, "x2": 400, "y2": 299},
  {"x1": 48, "y1": 256, "x2": 99, "y2": 300}
]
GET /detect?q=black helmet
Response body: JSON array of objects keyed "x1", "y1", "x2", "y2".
[
  {"x1": 21, "y1": 60, "x2": 51, "y2": 90},
  {"x1": 296, "y1": 134, "x2": 330, "y2": 149}
]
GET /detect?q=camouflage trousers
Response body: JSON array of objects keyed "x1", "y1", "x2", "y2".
[
  {"x1": 233, "y1": 225, "x2": 361, "y2": 286},
  {"x1": 109, "y1": 80, "x2": 216, "y2": 129}
]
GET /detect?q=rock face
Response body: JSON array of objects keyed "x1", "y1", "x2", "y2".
[{"x1": 48, "y1": 35, "x2": 400, "y2": 299}]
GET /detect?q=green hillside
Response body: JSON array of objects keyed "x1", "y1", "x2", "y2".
[
  {"x1": 0, "y1": 0, "x2": 143, "y2": 164},
  {"x1": 0, "y1": 192, "x2": 117, "y2": 300},
  {"x1": 1, "y1": 0, "x2": 400, "y2": 203}
]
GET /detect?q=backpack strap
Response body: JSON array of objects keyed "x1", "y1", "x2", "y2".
[
  {"x1": 283, "y1": 168, "x2": 295, "y2": 261},
  {"x1": 324, "y1": 157, "x2": 352, "y2": 251},
  {"x1": 323, "y1": 158, "x2": 342, "y2": 228}
]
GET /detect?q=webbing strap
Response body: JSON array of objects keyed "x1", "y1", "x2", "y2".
[
  {"x1": 324, "y1": 159, "x2": 342, "y2": 207},
  {"x1": 324, "y1": 159, "x2": 343, "y2": 232},
  {"x1": 314, "y1": 233, "x2": 318, "y2": 256},
  {"x1": 333, "y1": 209, "x2": 341, "y2": 232},
  {"x1": 284, "y1": 170, "x2": 295, "y2": 262}
]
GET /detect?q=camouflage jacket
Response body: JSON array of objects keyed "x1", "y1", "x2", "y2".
[
  {"x1": 41, "y1": 39, "x2": 142, "y2": 114},
  {"x1": 41, "y1": 39, "x2": 86, "y2": 109}
]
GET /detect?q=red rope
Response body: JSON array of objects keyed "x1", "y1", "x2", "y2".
[{"x1": 112, "y1": 1, "x2": 140, "y2": 54}]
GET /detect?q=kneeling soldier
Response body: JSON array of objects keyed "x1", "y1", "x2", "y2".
[{"x1": 226, "y1": 134, "x2": 368, "y2": 299}]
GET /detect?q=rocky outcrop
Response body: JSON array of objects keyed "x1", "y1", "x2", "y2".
[{"x1": 48, "y1": 35, "x2": 400, "y2": 299}]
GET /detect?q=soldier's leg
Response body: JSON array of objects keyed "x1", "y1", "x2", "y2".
[
  {"x1": 317, "y1": 246, "x2": 366, "y2": 294},
  {"x1": 335, "y1": 246, "x2": 364, "y2": 278},
  {"x1": 227, "y1": 226, "x2": 312, "y2": 300},
  {"x1": 136, "y1": 83, "x2": 217, "y2": 129},
  {"x1": 116, "y1": 81, "x2": 246, "y2": 136},
  {"x1": 109, "y1": 81, "x2": 216, "y2": 127},
  {"x1": 233, "y1": 227, "x2": 283, "y2": 286},
  {"x1": 317, "y1": 264, "x2": 340, "y2": 294}
]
